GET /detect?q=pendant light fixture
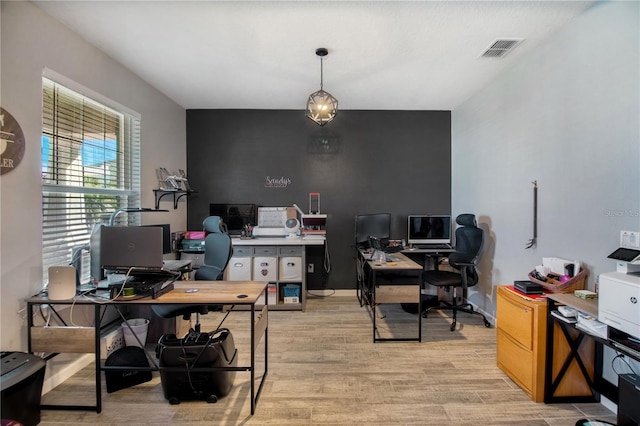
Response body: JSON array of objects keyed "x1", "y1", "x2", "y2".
[{"x1": 306, "y1": 48, "x2": 338, "y2": 126}]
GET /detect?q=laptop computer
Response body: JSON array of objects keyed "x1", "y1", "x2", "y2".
[{"x1": 100, "y1": 226, "x2": 181, "y2": 276}]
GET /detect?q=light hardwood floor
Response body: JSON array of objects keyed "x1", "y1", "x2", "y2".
[{"x1": 39, "y1": 294, "x2": 616, "y2": 425}]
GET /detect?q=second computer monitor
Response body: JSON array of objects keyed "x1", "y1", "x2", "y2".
[
  {"x1": 407, "y1": 215, "x2": 451, "y2": 246},
  {"x1": 355, "y1": 213, "x2": 391, "y2": 246}
]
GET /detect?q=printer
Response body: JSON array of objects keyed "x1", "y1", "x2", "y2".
[{"x1": 598, "y1": 272, "x2": 640, "y2": 341}]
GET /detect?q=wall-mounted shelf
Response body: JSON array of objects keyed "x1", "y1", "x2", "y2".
[{"x1": 153, "y1": 189, "x2": 197, "y2": 209}]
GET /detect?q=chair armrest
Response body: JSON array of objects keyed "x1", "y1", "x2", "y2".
[{"x1": 456, "y1": 263, "x2": 477, "y2": 289}]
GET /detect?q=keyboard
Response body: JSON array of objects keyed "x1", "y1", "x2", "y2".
[{"x1": 416, "y1": 244, "x2": 452, "y2": 250}]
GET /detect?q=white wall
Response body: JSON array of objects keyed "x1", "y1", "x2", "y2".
[
  {"x1": 452, "y1": 0, "x2": 639, "y2": 315},
  {"x1": 452, "y1": 1, "x2": 640, "y2": 401},
  {"x1": 0, "y1": 1, "x2": 187, "y2": 352}
]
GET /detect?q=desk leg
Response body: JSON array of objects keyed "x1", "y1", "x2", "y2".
[
  {"x1": 94, "y1": 303, "x2": 102, "y2": 413},
  {"x1": 250, "y1": 303, "x2": 255, "y2": 414},
  {"x1": 250, "y1": 301, "x2": 269, "y2": 415},
  {"x1": 372, "y1": 273, "x2": 377, "y2": 342},
  {"x1": 418, "y1": 291, "x2": 422, "y2": 343}
]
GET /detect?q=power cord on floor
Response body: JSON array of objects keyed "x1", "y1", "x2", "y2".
[{"x1": 306, "y1": 289, "x2": 336, "y2": 298}]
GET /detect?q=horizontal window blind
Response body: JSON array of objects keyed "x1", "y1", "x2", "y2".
[{"x1": 42, "y1": 78, "x2": 141, "y2": 285}]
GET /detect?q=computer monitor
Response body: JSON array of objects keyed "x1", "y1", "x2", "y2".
[
  {"x1": 143, "y1": 224, "x2": 171, "y2": 254},
  {"x1": 407, "y1": 214, "x2": 451, "y2": 246},
  {"x1": 209, "y1": 203, "x2": 256, "y2": 235},
  {"x1": 355, "y1": 213, "x2": 391, "y2": 246}
]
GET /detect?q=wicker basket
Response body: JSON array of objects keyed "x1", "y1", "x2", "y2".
[{"x1": 528, "y1": 268, "x2": 587, "y2": 294}]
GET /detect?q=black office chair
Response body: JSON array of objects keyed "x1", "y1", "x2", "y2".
[
  {"x1": 422, "y1": 213, "x2": 491, "y2": 331},
  {"x1": 152, "y1": 216, "x2": 233, "y2": 333}
]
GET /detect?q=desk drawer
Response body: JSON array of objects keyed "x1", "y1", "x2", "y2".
[
  {"x1": 497, "y1": 328, "x2": 534, "y2": 396},
  {"x1": 231, "y1": 246, "x2": 253, "y2": 257},
  {"x1": 253, "y1": 246, "x2": 277, "y2": 256},
  {"x1": 497, "y1": 289, "x2": 534, "y2": 350},
  {"x1": 279, "y1": 246, "x2": 302, "y2": 256},
  {"x1": 31, "y1": 326, "x2": 95, "y2": 353},
  {"x1": 376, "y1": 285, "x2": 419, "y2": 304}
]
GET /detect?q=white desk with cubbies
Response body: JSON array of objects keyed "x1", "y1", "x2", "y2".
[{"x1": 225, "y1": 237, "x2": 326, "y2": 311}]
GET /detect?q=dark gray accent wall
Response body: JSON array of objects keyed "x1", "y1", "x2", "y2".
[{"x1": 186, "y1": 109, "x2": 451, "y2": 290}]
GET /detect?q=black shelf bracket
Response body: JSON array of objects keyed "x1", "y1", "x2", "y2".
[{"x1": 153, "y1": 189, "x2": 196, "y2": 209}]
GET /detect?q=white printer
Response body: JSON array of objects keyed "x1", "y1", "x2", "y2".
[{"x1": 598, "y1": 272, "x2": 640, "y2": 340}]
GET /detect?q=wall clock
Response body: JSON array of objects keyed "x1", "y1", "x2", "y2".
[{"x1": 0, "y1": 107, "x2": 26, "y2": 175}]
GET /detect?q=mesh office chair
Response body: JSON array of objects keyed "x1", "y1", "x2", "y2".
[
  {"x1": 422, "y1": 214, "x2": 491, "y2": 331},
  {"x1": 193, "y1": 216, "x2": 234, "y2": 281},
  {"x1": 152, "y1": 216, "x2": 233, "y2": 332}
]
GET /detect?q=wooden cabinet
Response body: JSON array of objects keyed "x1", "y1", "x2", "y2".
[
  {"x1": 496, "y1": 286, "x2": 547, "y2": 402},
  {"x1": 496, "y1": 286, "x2": 596, "y2": 403}
]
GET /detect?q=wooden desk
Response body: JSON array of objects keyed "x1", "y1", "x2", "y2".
[
  {"x1": 545, "y1": 293, "x2": 640, "y2": 405},
  {"x1": 26, "y1": 281, "x2": 268, "y2": 415},
  {"x1": 357, "y1": 250, "x2": 424, "y2": 342}
]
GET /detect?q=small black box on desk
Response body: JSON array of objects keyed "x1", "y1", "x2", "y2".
[{"x1": 514, "y1": 280, "x2": 543, "y2": 295}]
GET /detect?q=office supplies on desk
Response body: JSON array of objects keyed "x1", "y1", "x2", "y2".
[{"x1": 513, "y1": 280, "x2": 543, "y2": 295}]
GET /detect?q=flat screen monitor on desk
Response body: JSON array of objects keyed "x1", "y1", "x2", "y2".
[
  {"x1": 209, "y1": 203, "x2": 256, "y2": 235},
  {"x1": 355, "y1": 213, "x2": 391, "y2": 247},
  {"x1": 407, "y1": 214, "x2": 451, "y2": 246}
]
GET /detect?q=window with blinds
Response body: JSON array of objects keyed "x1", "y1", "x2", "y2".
[{"x1": 42, "y1": 77, "x2": 141, "y2": 285}]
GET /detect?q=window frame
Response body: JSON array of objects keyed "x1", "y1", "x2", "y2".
[{"x1": 41, "y1": 70, "x2": 141, "y2": 285}]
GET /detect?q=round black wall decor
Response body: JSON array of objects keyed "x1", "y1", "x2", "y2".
[{"x1": 0, "y1": 107, "x2": 26, "y2": 175}]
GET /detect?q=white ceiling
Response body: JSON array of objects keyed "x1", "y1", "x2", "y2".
[{"x1": 34, "y1": 1, "x2": 596, "y2": 111}]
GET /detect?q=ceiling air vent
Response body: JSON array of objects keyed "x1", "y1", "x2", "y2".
[{"x1": 479, "y1": 38, "x2": 523, "y2": 58}]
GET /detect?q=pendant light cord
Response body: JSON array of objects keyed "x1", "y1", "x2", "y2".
[{"x1": 320, "y1": 56, "x2": 324, "y2": 91}]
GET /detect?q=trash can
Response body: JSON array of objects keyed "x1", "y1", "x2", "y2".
[
  {"x1": 121, "y1": 318, "x2": 150, "y2": 347},
  {"x1": 1, "y1": 351, "x2": 46, "y2": 426}
]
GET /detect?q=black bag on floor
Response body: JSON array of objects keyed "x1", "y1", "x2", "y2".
[
  {"x1": 104, "y1": 346, "x2": 152, "y2": 393},
  {"x1": 401, "y1": 294, "x2": 439, "y2": 314},
  {"x1": 157, "y1": 328, "x2": 237, "y2": 404}
]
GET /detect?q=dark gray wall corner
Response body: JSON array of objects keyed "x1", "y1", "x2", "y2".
[{"x1": 186, "y1": 109, "x2": 451, "y2": 290}]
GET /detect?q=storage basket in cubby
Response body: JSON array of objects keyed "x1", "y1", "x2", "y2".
[{"x1": 528, "y1": 268, "x2": 587, "y2": 294}]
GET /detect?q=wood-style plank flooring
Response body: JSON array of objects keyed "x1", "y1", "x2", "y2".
[{"x1": 39, "y1": 294, "x2": 616, "y2": 425}]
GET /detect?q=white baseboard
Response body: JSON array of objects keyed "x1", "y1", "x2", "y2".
[{"x1": 42, "y1": 353, "x2": 93, "y2": 394}]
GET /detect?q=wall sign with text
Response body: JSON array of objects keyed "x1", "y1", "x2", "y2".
[
  {"x1": 265, "y1": 176, "x2": 292, "y2": 188},
  {"x1": 0, "y1": 108, "x2": 26, "y2": 174}
]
